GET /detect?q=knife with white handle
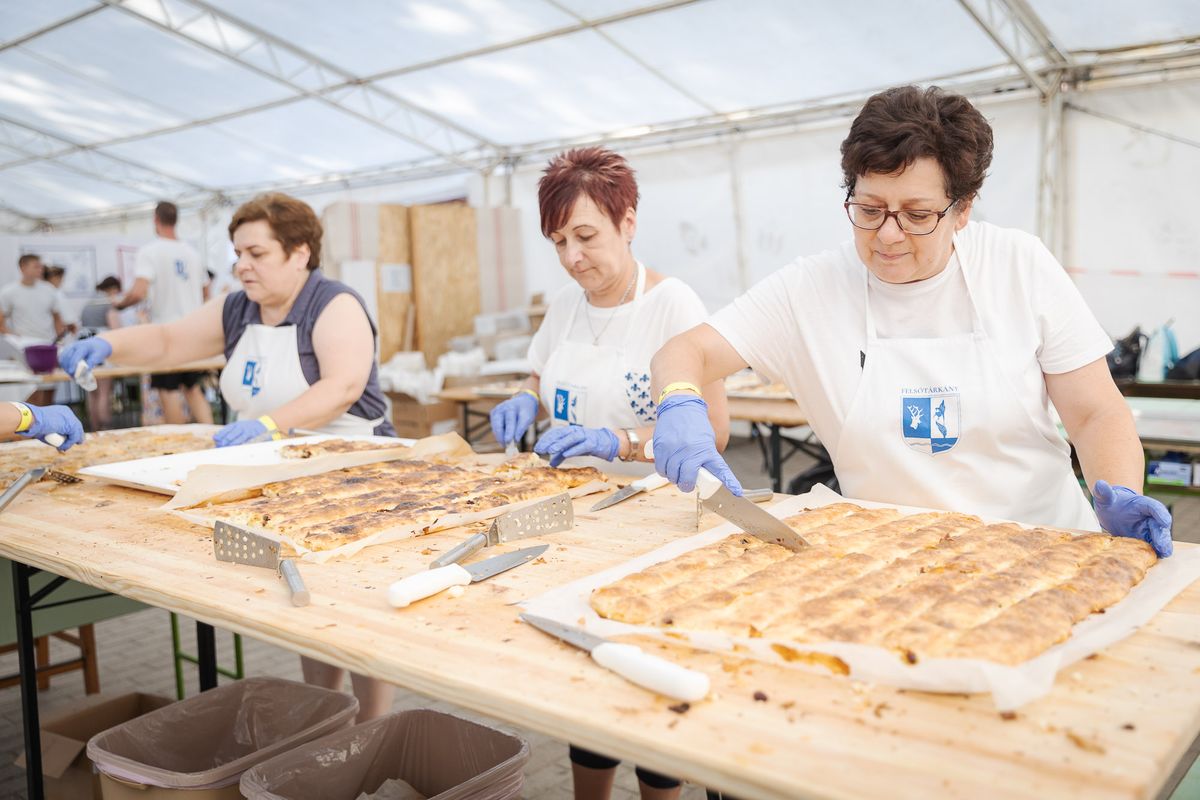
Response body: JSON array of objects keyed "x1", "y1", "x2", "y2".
[
  {"x1": 389, "y1": 544, "x2": 547, "y2": 608},
  {"x1": 521, "y1": 613, "x2": 710, "y2": 702},
  {"x1": 590, "y1": 472, "x2": 670, "y2": 512}
]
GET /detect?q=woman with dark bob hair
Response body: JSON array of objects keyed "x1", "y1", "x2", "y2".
[
  {"x1": 60, "y1": 192, "x2": 398, "y2": 720},
  {"x1": 489, "y1": 147, "x2": 728, "y2": 799},
  {"x1": 651, "y1": 85, "x2": 1172, "y2": 558}
]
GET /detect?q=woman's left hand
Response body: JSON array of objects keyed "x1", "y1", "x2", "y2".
[
  {"x1": 1093, "y1": 480, "x2": 1173, "y2": 558},
  {"x1": 535, "y1": 426, "x2": 620, "y2": 467}
]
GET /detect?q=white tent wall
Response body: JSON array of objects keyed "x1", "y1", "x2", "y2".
[
  {"x1": 1063, "y1": 76, "x2": 1200, "y2": 355},
  {"x1": 472, "y1": 92, "x2": 1043, "y2": 317}
]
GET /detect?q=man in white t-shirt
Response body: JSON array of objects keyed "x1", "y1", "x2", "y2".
[
  {"x1": 116, "y1": 201, "x2": 212, "y2": 424},
  {"x1": 649, "y1": 85, "x2": 1173, "y2": 559},
  {"x1": 0, "y1": 254, "x2": 66, "y2": 405}
]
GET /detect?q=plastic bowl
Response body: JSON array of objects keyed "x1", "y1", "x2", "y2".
[{"x1": 24, "y1": 345, "x2": 58, "y2": 374}]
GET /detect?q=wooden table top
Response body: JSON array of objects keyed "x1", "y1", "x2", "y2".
[
  {"x1": 18, "y1": 357, "x2": 226, "y2": 385},
  {"x1": 436, "y1": 386, "x2": 809, "y2": 429},
  {"x1": 2, "y1": 428, "x2": 1197, "y2": 799}
]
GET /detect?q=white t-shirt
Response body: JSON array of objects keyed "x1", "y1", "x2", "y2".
[
  {"x1": 708, "y1": 221, "x2": 1113, "y2": 456},
  {"x1": 0, "y1": 281, "x2": 63, "y2": 342},
  {"x1": 528, "y1": 276, "x2": 709, "y2": 377},
  {"x1": 135, "y1": 237, "x2": 204, "y2": 324}
]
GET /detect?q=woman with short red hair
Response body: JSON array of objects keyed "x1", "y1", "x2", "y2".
[
  {"x1": 489, "y1": 147, "x2": 727, "y2": 799},
  {"x1": 491, "y1": 146, "x2": 731, "y2": 482}
]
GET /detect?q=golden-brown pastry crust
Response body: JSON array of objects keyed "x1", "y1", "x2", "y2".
[
  {"x1": 590, "y1": 505, "x2": 1158, "y2": 665},
  {"x1": 0, "y1": 429, "x2": 211, "y2": 484}
]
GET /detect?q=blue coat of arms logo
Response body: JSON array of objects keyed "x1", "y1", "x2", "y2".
[{"x1": 901, "y1": 389, "x2": 960, "y2": 455}]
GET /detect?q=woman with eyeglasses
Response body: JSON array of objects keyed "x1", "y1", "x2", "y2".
[{"x1": 649, "y1": 85, "x2": 1172, "y2": 558}]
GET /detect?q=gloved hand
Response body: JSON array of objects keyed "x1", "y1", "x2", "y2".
[
  {"x1": 652, "y1": 394, "x2": 741, "y2": 495},
  {"x1": 490, "y1": 391, "x2": 539, "y2": 446},
  {"x1": 59, "y1": 337, "x2": 112, "y2": 375},
  {"x1": 21, "y1": 405, "x2": 84, "y2": 452},
  {"x1": 535, "y1": 426, "x2": 619, "y2": 468},
  {"x1": 213, "y1": 418, "x2": 269, "y2": 448},
  {"x1": 1093, "y1": 480, "x2": 1173, "y2": 558}
]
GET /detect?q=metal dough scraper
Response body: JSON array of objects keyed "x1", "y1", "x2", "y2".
[
  {"x1": 431, "y1": 491, "x2": 573, "y2": 568},
  {"x1": 213, "y1": 520, "x2": 310, "y2": 606}
]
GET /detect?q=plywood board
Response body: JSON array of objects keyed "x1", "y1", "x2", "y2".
[
  {"x1": 376, "y1": 204, "x2": 411, "y2": 363},
  {"x1": 409, "y1": 203, "x2": 480, "y2": 368}
]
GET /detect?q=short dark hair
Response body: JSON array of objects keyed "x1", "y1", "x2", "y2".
[
  {"x1": 96, "y1": 276, "x2": 121, "y2": 292},
  {"x1": 44, "y1": 265, "x2": 65, "y2": 279},
  {"x1": 840, "y1": 85, "x2": 993, "y2": 205},
  {"x1": 18, "y1": 254, "x2": 40, "y2": 269},
  {"x1": 155, "y1": 201, "x2": 178, "y2": 227},
  {"x1": 228, "y1": 192, "x2": 322, "y2": 270},
  {"x1": 538, "y1": 146, "x2": 639, "y2": 238}
]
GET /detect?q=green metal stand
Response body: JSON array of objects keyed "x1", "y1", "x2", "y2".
[{"x1": 169, "y1": 612, "x2": 243, "y2": 699}]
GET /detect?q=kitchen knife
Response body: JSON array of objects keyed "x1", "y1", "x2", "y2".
[
  {"x1": 0, "y1": 468, "x2": 48, "y2": 513},
  {"x1": 589, "y1": 472, "x2": 670, "y2": 512},
  {"x1": 644, "y1": 440, "x2": 807, "y2": 550},
  {"x1": 696, "y1": 486, "x2": 773, "y2": 530},
  {"x1": 431, "y1": 493, "x2": 572, "y2": 568},
  {"x1": 520, "y1": 613, "x2": 710, "y2": 702},
  {"x1": 389, "y1": 544, "x2": 548, "y2": 608}
]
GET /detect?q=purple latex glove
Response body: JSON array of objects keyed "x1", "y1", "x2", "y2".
[
  {"x1": 59, "y1": 336, "x2": 112, "y2": 374},
  {"x1": 490, "y1": 391, "x2": 539, "y2": 446},
  {"x1": 213, "y1": 418, "x2": 269, "y2": 448},
  {"x1": 534, "y1": 425, "x2": 619, "y2": 467},
  {"x1": 1093, "y1": 480, "x2": 1173, "y2": 558},
  {"x1": 652, "y1": 394, "x2": 741, "y2": 495},
  {"x1": 21, "y1": 404, "x2": 84, "y2": 452}
]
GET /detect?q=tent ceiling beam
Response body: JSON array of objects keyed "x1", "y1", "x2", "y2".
[
  {"x1": 0, "y1": 4, "x2": 106, "y2": 54},
  {"x1": 956, "y1": 0, "x2": 1070, "y2": 97},
  {"x1": 103, "y1": 0, "x2": 496, "y2": 167},
  {"x1": 0, "y1": 115, "x2": 213, "y2": 199}
]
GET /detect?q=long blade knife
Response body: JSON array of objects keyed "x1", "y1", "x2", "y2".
[
  {"x1": 696, "y1": 469, "x2": 809, "y2": 550},
  {"x1": 389, "y1": 544, "x2": 547, "y2": 608},
  {"x1": 590, "y1": 472, "x2": 670, "y2": 512},
  {"x1": 520, "y1": 613, "x2": 709, "y2": 702}
]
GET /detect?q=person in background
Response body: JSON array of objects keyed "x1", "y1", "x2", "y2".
[
  {"x1": 203, "y1": 268, "x2": 216, "y2": 302},
  {"x1": 114, "y1": 201, "x2": 213, "y2": 425},
  {"x1": 61, "y1": 192, "x2": 398, "y2": 721},
  {"x1": 1, "y1": 400, "x2": 83, "y2": 450},
  {"x1": 0, "y1": 254, "x2": 66, "y2": 405},
  {"x1": 489, "y1": 146, "x2": 728, "y2": 800},
  {"x1": 43, "y1": 265, "x2": 79, "y2": 337},
  {"x1": 650, "y1": 84, "x2": 1172, "y2": 558}
]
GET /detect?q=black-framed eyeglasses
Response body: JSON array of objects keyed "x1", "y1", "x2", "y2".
[{"x1": 844, "y1": 198, "x2": 956, "y2": 236}]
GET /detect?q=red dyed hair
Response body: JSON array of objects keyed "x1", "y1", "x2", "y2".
[{"x1": 537, "y1": 146, "x2": 639, "y2": 238}]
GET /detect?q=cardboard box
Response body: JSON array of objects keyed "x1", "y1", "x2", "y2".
[
  {"x1": 15, "y1": 692, "x2": 173, "y2": 800},
  {"x1": 388, "y1": 392, "x2": 460, "y2": 439},
  {"x1": 1148, "y1": 460, "x2": 1192, "y2": 486}
]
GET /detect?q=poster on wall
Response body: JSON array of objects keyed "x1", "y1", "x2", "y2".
[{"x1": 18, "y1": 244, "x2": 97, "y2": 298}]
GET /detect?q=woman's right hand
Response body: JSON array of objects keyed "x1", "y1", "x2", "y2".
[
  {"x1": 653, "y1": 394, "x2": 742, "y2": 494},
  {"x1": 490, "y1": 391, "x2": 540, "y2": 446},
  {"x1": 59, "y1": 337, "x2": 112, "y2": 375}
]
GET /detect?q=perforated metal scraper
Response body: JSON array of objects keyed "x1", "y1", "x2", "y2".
[
  {"x1": 213, "y1": 520, "x2": 310, "y2": 606},
  {"x1": 431, "y1": 492, "x2": 574, "y2": 568}
]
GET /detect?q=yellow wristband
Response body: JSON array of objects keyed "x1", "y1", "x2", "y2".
[
  {"x1": 257, "y1": 415, "x2": 284, "y2": 441},
  {"x1": 515, "y1": 389, "x2": 539, "y2": 402},
  {"x1": 11, "y1": 402, "x2": 33, "y2": 433},
  {"x1": 657, "y1": 382, "x2": 702, "y2": 406}
]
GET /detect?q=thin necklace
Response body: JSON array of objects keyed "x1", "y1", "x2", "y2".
[{"x1": 583, "y1": 267, "x2": 637, "y2": 346}]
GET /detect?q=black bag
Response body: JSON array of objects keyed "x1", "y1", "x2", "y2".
[
  {"x1": 1106, "y1": 326, "x2": 1146, "y2": 379},
  {"x1": 1166, "y1": 346, "x2": 1200, "y2": 380}
]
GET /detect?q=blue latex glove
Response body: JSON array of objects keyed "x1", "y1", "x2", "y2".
[
  {"x1": 534, "y1": 426, "x2": 619, "y2": 468},
  {"x1": 652, "y1": 394, "x2": 741, "y2": 495},
  {"x1": 490, "y1": 392, "x2": 540, "y2": 446},
  {"x1": 1093, "y1": 480, "x2": 1173, "y2": 558},
  {"x1": 20, "y1": 404, "x2": 84, "y2": 452},
  {"x1": 59, "y1": 337, "x2": 112, "y2": 374},
  {"x1": 213, "y1": 419, "x2": 269, "y2": 448}
]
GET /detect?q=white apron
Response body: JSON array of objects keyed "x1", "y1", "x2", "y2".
[
  {"x1": 832, "y1": 243, "x2": 1098, "y2": 531},
  {"x1": 219, "y1": 323, "x2": 382, "y2": 436},
  {"x1": 539, "y1": 262, "x2": 656, "y2": 476}
]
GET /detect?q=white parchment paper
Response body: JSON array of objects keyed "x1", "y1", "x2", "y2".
[{"x1": 521, "y1": 484, "x2": 1200, "y2": 710}]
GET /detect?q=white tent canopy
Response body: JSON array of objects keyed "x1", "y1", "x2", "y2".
[
  {"x1": 3, "y1": 0, "x2": 1200, "y2": 226},
  {"x1": 2, "y1": 0, "x2": 1199, "y2": 349}
]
